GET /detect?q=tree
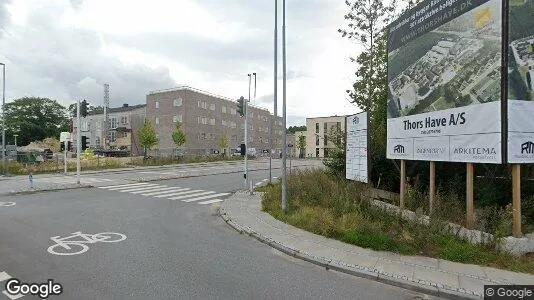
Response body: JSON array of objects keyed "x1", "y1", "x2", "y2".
[
  {"x1": 339, "y1": 0, "x2": 414, "y2": 186},
  {"x1": 218, "y1": 134, "x2": 229, "y2": 157},
  {"x1": 286, "y1": 125, "x2": 306, "y2": 134},
  {"x1": 1, "y1": 97, "x2": 69, "y2": 147},
  {"x1": 297, "y1": 135, "x2": 306, "y2": 158},
  {"x1": 172, "y1": 122, "x2": 186, "y2": 148},
  {"x1": 323, "y1": 125, "x2": 346, "y2": 177},
  {"x1": 138, "y1": 119, "x2": 159, "y2": 158},
  {"x1": 68, "y1": 102, "x2": 104, "y2": 118}
]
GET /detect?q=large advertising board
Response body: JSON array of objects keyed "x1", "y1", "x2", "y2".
[
  {"x1": 507, "y1": 0, "x2": 534, "y2": 163},
  {"x1": 346, "y1": 112, "x2": 369, "y2": 183},
  {"x1": 387, "y1": 0, "x2": 503, "y2": 163}
]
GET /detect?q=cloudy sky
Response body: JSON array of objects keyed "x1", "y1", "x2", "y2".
[{"x1": 0, "y1": 0, "x2": 362, "y2": 126}]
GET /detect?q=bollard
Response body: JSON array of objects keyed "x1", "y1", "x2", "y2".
[{"x1": 29, "y1": 172, "x2": 34, "y2": 189}]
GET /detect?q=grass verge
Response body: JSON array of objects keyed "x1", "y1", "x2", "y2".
[{"x1": 261, "y1": 169, "x2": 534, "y2": 274}]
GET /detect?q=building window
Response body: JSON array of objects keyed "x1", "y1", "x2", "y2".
[
  {"x1": 155, "y1": 101, "x2": 159, "y2": 109},
  {"x1": 210, "y1": 133, "x2": 216, "y2": 140},
  {"x1": 210, "y1": 103, "x2": 215, "y2": 111},
  {"x1": 121, "y1": 116, "x2": 128, "y2": 125},
  {"x1": 231, "y1": 108, "x2": 236, "y2": 115},
  {"x1": 324, "y1": 148, "x2": 329, "y2": 157},
  {"x1": 173, "y1": 98, "x2": 183, "y2": 107},
  {"x1": 336, "y1": 122, "x2": 341, "y2": 130},
  {"x1": 250, "y1": 112, "x2": 254, "y2": 118},
  {"x1": 316, "y1": 123, "x2": 319, "y2": 133},
  {"x1": 222, "y1": 106, "x2": 227, "y2": 114},
  {"x1": 111, "y1": 117, "x2": 118, "y2": 129},
  {"x1": 316, "y1": 136, "x2": 320, "y2": 146},
  {"x1": 222, "y1": 120, "x2": 227, "y2": 126},
  {"x1": 324, "y1": 135, "x2": 328, "y2": 146},
  {"x1": 109, "y1": 131, "x2": 116, "y2": 142},
  {"x1": 316, "y1": 148, "x2": 320, "y2": 157},
  {"x1": 202, "y1": 102, "x2": 207, "y2": 109},
  {"x1": 200, "y1": 132, "x2": 206, "y2": 140},
  {"x1": 210, "y1": 118, "x2": 216, "y2": 126},
  {"x1": 230, "y1": 122, "x2": 237, "y2": 129},
  {"x1": 324, "y1": 123, "x2": 328, "y2": 134},
  {"x1": 155, "y1": 117, "x2": 159, "y2": 125},
  {"x1": 95, "y1": 136, "x2": 100, "y2": 146},
  {"x1": 173, "y1": 115, "x2": 182, "y2": 123},
  {"x1": 81, "y1": 121, "x2": 89, "y2": 132}
]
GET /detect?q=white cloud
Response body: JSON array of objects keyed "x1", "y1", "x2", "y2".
[{"x1": 1, "y1": 0, "x2": 363, "y2": 126}]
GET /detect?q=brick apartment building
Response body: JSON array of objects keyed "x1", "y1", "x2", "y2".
[
  {"x1": 306, "y1": 115, "x2": 346, "y2": 158},
  {"x1": 146, "y1": 86, "x2": 284, "y2": 156},
  {"x1": 72, "y1": 104, "x2": 146, "y2": 156}
]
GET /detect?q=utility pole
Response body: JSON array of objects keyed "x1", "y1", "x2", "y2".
[
  {"x1": 281, "y1": 0, "x2": 288, "y2": 212},
  {"x1": 76, "y1": 99, "x2": 81, "y2": 185},
  {"x1": 270, "y1": 0, "x2": 278, "y2": 185},
  {"x1": 1, "y1": 63, "x2": 5, "y2": 175}
]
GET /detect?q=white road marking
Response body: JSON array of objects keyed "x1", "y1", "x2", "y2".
[
  {"x1": 168, "y1": 191, "x2": 215, "y2": 201},
  {"x1": 105, "y1": 184, "x2": 160, "y2": 191},
  {"x1": 0, "y1": 271, "x2": 10, "y2": 281},
  {"x1": 99, "y1": 183, "x2": 150, "y2": 189},
  {"x1": 0, "y1": 202, "x2": 16, "y2": 207},
  {"x1": 182, "y1": 193, "x2": 229, "y2": 203},
  {"x1": 141, "y1": 188, "x2": 190, "y2": 196},
  {"x1": 118, "y1": 185, "x2": 168, "y2": 193},
  {"x1": 198, "y1": 199, "x2": 224, "y2": 205},
  {"x1": 2, "y1": 290, "x2": 25, "y2": 300},
  {"x1": 129, "y1": 186, "x2": 175, "y2": 194},
  {"x1": 153, "y1": 190, "x2": 203, "y2": 198}
]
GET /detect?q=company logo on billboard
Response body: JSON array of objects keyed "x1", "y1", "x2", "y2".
[
  {"x1": 352, "y1": 116, "x2": 360, "y2": 125},
  {"x1": 521, "y1": 141, "x2": 534, "y2": 154},
  {"x1": 393, "y1": 145, "x2": 405, "y2": 154},
  {"x1": 453, "y1": 147, "x2": 497, "y2": 160},
  {"x1": 417, "y1": 147, "x2": 446, "y2": 155}
]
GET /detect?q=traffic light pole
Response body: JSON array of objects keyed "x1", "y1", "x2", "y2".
[
  {"x1": 245, "y1": 74, "x2": 250, "y2": 191},
  {"x1": 76, "y1": 99, "x2": 81, "y2": 185},
  {"x1": 64, "y1": 143, "x2": 67, "y2": 175}
]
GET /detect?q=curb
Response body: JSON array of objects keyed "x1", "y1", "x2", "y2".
[
  {"x1": 3, "y1": 184, "x2": 94, "y2": 196},
  {"x1": 219, "y1": 196, "x2": 480, "y2": 300}
]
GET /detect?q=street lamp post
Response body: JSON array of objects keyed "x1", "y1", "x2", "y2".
[
  {"x1": 270, "y1": 0, "x2": 278, "y2": 185},
  {"x1": 281, "y1": 0, "x2": 288, "y2": 212},
  {"x1": 1, "y1": 63, "x2": 5, "y2": 175}
]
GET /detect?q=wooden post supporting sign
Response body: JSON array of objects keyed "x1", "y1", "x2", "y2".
[
  {"x1": 466, "y1": 163, "x2": 474, "y2": 229},
  {"x1": 400, "y1": 160, "x2": 406, "y2": 209},
  {"x1": 512, "y1": 164, "x2": 522, "y2": 238},
  {"x1": 429, "y1": 161, "x2": 436, "y2": 214}
]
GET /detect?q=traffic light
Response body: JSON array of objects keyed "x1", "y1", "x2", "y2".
[
  {"x1": 80, "y1": 100, "x2": 88, "y2": 118},
  {"x1": 60, "y1": 142, "x2": 65, "y2": 152},
  {"x1": 67, "y1": 141, "x2": 72, "y2": 152},
  {"x1": 240, "y1": 143, "x2": 246, "y2": 156},
  {"x1": 81, "y1": 136, "x2": 88, "y2": 150},
  {"x1": 237, "y1": 96, "x2": 246, "y2": 117}
]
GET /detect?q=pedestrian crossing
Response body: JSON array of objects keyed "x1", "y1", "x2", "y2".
[
  {"x1": 1, "y1": 271, "x2": 24, "y2": 300},
  {"x1": 97, "y1": 183, "x2": 229, "y2": 205},
  {"x1": 36, "y1": 176, "x2": 114, "y2": 184}
]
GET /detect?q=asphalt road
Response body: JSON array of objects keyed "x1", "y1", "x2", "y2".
[{"x1": 0, "y1": 166, "x2": 440, "y2": 299}]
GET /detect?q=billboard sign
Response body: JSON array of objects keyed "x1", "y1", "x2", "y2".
[
  {"x1": 507, "y1": 0, "x2": 534, "y2": 163},
  {"x1": 346, "y1": 112, "x2": 369, "y2": 183},
  {"x1": 387, "y1": 0, "x2": 503, "y2": 163}
]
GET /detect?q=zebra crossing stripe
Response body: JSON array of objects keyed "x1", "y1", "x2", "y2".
[
  {"x1": 141, "y1": 188, "x2": 190, "y2": 196},
  {"x1": 1, "y1": 271, "x2": 24, "y2": 300},
  {"x1": 0, "y1": 271, "x2": 10, "y2": 281},
  {"x1": 168, "y1": 191, "x2": 215, "y2": 201},
  {"x1": 99, "y1": 183, "x2": 150, "y2": 189},
  {"x1": 130, "y1": 186, "x2": 176, "y2": 194},
  {"x1": 182, "y1": 193, "x2": 229, "y2": 203},
  {"x1": 198, "y1": 199, "x2": 224, "y2": 205},
  {"x1": 153, "y1": 190, "x2": 203, "y2": 198},
  {"x1": 118, "y1": 185, "x2": 168, "y2": 193},
  {"x1": 105, "y1": 184, "x2": 159, "y2": 191}
]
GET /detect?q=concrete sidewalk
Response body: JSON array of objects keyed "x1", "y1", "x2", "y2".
[{"x1": 219, "y1": 192, "x2": 534, "y2": 299}]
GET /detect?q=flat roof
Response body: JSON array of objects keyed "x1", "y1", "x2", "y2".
[
  {"x1": 306, "y1": 115, "x2": 351, "y2": 120},
  {"x1": 148, "y1": 85, "x2": 273, "y2": 113}
]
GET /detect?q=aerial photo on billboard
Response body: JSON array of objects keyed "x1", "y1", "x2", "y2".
[
  {"x1": 387, "y1": 0, "x2": 503, "y2": 163},
  {"x1": 508, "y1": 0, "x2": 534, "y2": 163}
]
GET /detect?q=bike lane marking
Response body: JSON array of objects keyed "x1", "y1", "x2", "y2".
[
  {"x1": 47, "y1": 232, "x2": 127, "y2": 256},
  {"x1": 0, "y1": 202, "x2": 15, "y2": 207}
]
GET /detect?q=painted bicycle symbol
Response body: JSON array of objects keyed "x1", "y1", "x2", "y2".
[
  {"x1": 47, "y1": 231, "x2": 127, "y2": 256},
  {"x1": 0, "y1": 202, "x2": 16, "y2": 207}
]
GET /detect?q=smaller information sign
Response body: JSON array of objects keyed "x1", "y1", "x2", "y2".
[{"x1": 346, "y1": 112, "x2": 369, "y2": 183}]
